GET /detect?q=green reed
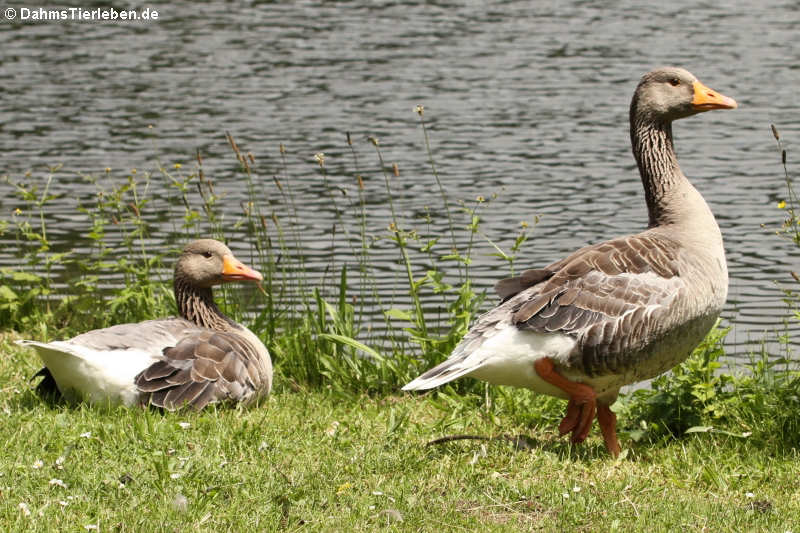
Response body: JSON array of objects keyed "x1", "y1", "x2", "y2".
[
  {"x1": 2, "y1": 114, "x2": 800, "y2": 457},
  {"x1": 770, "y1": 125, "x2": 800, "y2": 356},
  {"x1": 1, "y1": 109, "x2": 520, "y2": 395},
  {"x1": 345, "y1": 131, "x2": 374, "y2": 324},
  {"x1": 1, "y1": 168, "x2": 58, "y2": 336},
  {"x1": 772, "y1": 124, "x2": 800, "y2": 249},
  {"x1": 6, "y1": 114, "x2": 796, "y2": 417},
  {"x1": 415, "y1": 105, "x2": 460, "y2": 276}
]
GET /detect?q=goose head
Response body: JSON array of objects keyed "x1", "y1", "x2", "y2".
[
  {"x1": 632, "y1": 67, "x2": 737, "y2": 123},
  {"x1": 175, "y1": 239, "x2": 263, "y2": 289}
]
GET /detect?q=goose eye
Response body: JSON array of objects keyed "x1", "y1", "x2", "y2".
[
  {"x1": 669, "y1": 78, "x2": 680, "y2": 87},
  {"x1": 202, "y1": 251, "x2": 213, "y2": 258}
]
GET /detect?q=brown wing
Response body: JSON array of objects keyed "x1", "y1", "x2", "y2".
[
  {"x1": 501, "y1": 233, "x2": 685, "y2": 375},
  {"x1": 134, "y1": 331, "x2": 266, "y2": 410},
  {"x1": 495, "y1": 268, "x2": 556, "y2": 301},
  {"x1": 497, "y1": 232, "x2": 679, "y2": 301}
]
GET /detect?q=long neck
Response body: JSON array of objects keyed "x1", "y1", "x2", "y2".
[
  {"x1": 630, "y1": 110, "x2": 685, "y2": 227},
  {"x1": 174, "y1": 277, "x2": 238, "y2": 332}
]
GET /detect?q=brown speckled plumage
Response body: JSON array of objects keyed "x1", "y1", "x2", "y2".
[
  {"x1": 133, "y1": 242, "x2": 272, "y2": 410},
  {"x1": 19, "y1": 239, "x2": 272, "y2": 410},
  {"x1": 404, "y1": 68, "x2": 735, "y2": 414}
]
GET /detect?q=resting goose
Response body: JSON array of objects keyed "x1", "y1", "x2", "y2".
[
  {"x1": 402, "y1": 67, "x2": 737, "y2": 456},
  {"x1": 18, "y1": 239, "x2": 272, "y2": 410}
]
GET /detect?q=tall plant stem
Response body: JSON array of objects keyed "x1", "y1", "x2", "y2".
[
  {"x1": 416, "y1": 107, "x2": 462, "y2": 279},
  {"x1": 370, "y1": 137, "x2": 429, "y2": 344}
]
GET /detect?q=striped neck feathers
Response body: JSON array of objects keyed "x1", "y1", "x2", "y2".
[
  {"x1": 630, "y1": 112, "x2": 693, "y2": 228},
  {"x1": 174, "y1": 277, "x2": 238, "y2": 332}
]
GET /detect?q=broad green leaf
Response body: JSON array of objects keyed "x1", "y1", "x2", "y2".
[
  {"x1": 318, "y1": 334, "x2": 385, "y2": 362},
  {"x1": 0, "y1": 285, "x2": 18, "y2": 301},
  {"x1": 385, "y1": 308, "x2": 413, "y2": 322},
  {"x1": 685, "y1": 426, "x2": 714, "y2": 434}
]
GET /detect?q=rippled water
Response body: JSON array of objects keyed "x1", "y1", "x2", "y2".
[{"x1": 1, "y1": 1, "x2": 798, "y2": 355}]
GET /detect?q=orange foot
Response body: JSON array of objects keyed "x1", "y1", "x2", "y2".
[{"x1": 533, "y1": 357, "x2": 620, "y2": 457}]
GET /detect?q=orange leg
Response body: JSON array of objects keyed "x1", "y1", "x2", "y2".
[
  {"x1": 558, "y1": 397, "x2": 581, "y2": 436},
  {"x1": 534, "y1": 357, "x2": 596, "y2": 444},
  {"x1": 597, "y1": 404, "x2": 621, "y2": 457}
]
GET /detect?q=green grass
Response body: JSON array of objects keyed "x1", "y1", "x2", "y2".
[{"x1": 2, "y1": 334, "x2": 799, "y2": 532}]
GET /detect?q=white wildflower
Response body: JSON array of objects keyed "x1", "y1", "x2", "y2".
[
  {"x1": 372, "y1": 490, "x2": 396, "y2": 502},
  {"x1": 469, "y1": 444, "x2": 487, "y2": 465},
  {"x1": 178, "y1": 422, "x2": 190, "y2": 429},
  {"x1": 18, "y1": 502, "x2": 31, "y2": 516},
  {"x1": 49, "y1": 478, "x2": 67, "y2": 489},
  {"x1": 32, "y1": 459, "x2": 44, "y2": 469},
  {"x1": 172, "y1": 493, "x2": 188, "y2": 511},
  {"x1": 325, "y1": 421, "x2": 340, "y2": 437}
]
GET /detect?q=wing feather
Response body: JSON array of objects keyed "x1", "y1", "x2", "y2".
[
  {"x1": 495, "y1": 268, "x2": 555, "y2": 301},
  {"x1": 68, "y1": 318, "x2": 201, "y2": 354},
  {"x1": 403, "y1": 231, "x2": 690, "y2": 390},
  {"x1": 503, "y1": 233, "x2": 685, "y2": 375},
  {"x1": 135, "y1": 330, "x2": 267, "y2": 411}
]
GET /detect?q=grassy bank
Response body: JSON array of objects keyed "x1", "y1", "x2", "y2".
[
  {"x1": 1, "y1": 334, "x2": 799, "y2": 532},
  {"x1": 1, "y1": 120, "x2": 798, "y2": 530}
]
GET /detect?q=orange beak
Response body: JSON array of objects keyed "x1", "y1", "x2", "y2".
[
  {"x1": 221, "y1": 254, "x2": 263, "y2": 282},
  {"x1": 692, "y1": 80, "x2": 737, "y2": 111}
]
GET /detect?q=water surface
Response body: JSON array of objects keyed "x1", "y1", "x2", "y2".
[{"x1": 1, "y1": 1, "x2": 798, "y2": 355}]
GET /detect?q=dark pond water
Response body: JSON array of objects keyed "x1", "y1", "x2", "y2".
[{"x1": 1, "y1": 1, "x2": 799, "y2": 356}]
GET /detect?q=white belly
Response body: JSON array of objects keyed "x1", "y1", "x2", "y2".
[
  {"x1": 466, "y1": 326, "x2": 629, "y2": 402},
  {"x1": 21, "y1": 340, "x2": 159, "y2": 406}
]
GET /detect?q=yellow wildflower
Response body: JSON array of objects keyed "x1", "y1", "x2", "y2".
[{"x1": 778, "y1": 200, "x2": 786, "y2": 209}]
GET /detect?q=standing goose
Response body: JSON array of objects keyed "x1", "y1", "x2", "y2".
[
  {"x1": 18, "y1": 239, "x2": 272, "y2": 410},
  {"x1": 402, "y1": 67, "x2": 737, "y2": 456}
]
